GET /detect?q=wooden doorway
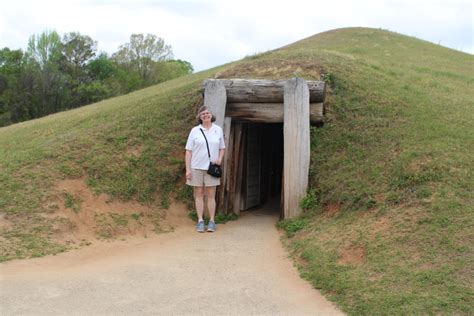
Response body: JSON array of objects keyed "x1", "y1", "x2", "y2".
[
  {"x1": 224, "y1": 122, "x2": 283, "y2": 216},
  {"x1": 247, "y1": 123, "x2": 283, "y2": 215},
  {"x1": 206, "y1": 78, "x2": 324, "y2": 218}
]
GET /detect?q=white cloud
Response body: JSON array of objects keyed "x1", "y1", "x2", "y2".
[{"x1": 0, "y1": 0, "x2": 472, "y2": 71}]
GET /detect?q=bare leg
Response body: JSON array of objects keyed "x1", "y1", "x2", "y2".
[
  {"x1": 194, "y1": 187, "x2": 205, "y2": 221},
  {"x1": 206, "y1": 186, "x2": 216, "y2": 222}
]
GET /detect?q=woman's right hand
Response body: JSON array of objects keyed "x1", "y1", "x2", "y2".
[{"x1": 186, "y1": 170, "x2": 192, "y2": 180}]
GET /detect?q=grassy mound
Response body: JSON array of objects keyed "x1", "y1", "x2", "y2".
[
  {"x1": 278, "y1": 28, "x2": 473, "y2": 314},
  {"x1": 1, "y1": 27, "x2": 472, "y2": 314}
]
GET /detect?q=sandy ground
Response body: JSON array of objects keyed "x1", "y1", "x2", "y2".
[{"x1": 0, "y1": 208, "x2": 342, "y2": 315}]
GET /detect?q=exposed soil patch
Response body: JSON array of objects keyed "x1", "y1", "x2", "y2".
[
  {"x1": 375, "y1": 193, "x2": 385, "y2": 203},
  {"x1": 375, "y1": 217, "x2": 390, "y2": 232},
  {"x1": 43, "y1": 178, "x2": 187, "y2": 245},
  {"x1": 0, "y1": 213, "x2": 12, "y2": 231},
  {"x1": 325, "y1": 202, "x2": 341, "y2": 217},
  {"x1": 126, "y1": 144, "x2": 144, "y2": 157},
  {"x1": 408, "y1": 159, "x2": 433, "y2": 172},
  {"x1": 338, "y1": 244, "x2": 366, "y2": 266}
]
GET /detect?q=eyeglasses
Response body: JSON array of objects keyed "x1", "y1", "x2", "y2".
[{"x1": 200, "y1": 111, "x2": 211, "y2": 116}]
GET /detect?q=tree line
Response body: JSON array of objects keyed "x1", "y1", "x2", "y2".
[{"x1": 0, "y1": 31, "x2": 193, "y2": 127}]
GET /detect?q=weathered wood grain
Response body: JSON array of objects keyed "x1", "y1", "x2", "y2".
[
  {"x1": 225, "y1": 102, "x2": 323, "y2": 124},
  {"x1": 283, "y1": 78, "x2": 310, "y2": 219},
  {"x1": 244, "y1": 124, "x2": 261, "y2": 209},
  {"x1": 217, "y1": 117, "x2": 232, "y2": 213},
  {"x1": 203, "y1": 79, "x2": 226, "y2": 128},
  {"x1": 229, "y1": 123, "x2": 243, "y2": 215},
  {"x1": 203, "y1": 79, "x2": 325, "y2": 103}
]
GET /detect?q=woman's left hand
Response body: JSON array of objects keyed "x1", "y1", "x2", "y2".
[{"x1": 212, "y1": 159, "x2": 222, "y2": 165}]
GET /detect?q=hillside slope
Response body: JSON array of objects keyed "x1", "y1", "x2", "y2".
[
  {"x1": 0, "y1": 27, "x2": 473, "y2": 314},
  {"x1": 277, "y1": 28, "x2": 473, "y2": 314}
]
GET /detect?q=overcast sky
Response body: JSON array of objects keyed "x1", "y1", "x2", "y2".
[{"x1": 0, "y1": 0, "x2": 472, "y2": 71}]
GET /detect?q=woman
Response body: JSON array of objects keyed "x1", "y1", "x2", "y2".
[{"x1": 185, "y1": 106, "x2": 225, "y2": 232}]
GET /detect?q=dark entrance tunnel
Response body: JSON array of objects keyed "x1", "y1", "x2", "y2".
[{"x1": 239, "y1": 122, "x2": 284, "y2": 215}]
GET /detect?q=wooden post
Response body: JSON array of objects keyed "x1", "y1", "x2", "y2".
[
  {"x1": 235, "y1": 126, "x2": 246, "y2": 213},
  {"x1": 203, "y1": 79, "x2": 226, "y2": 128},
  {"x1": 227, "y1": 123, "x2": 240, "y2": 214},
  {"x1": 283, "y1": 78, "x2": 310, "y2": 218},
  {"x1": 231, "y1": 124, "x2": 244, "y2": 215},
  {"x1": 223, "y1": 123, "x2": 236, "y2": 213},
  {"x1": 218, "y1": 117, "x2": 232, "y2": 214}
]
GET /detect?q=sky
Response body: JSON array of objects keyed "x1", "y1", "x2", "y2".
[{"x1": 0, "y1": 0, "x2": 472, "y2": 71}]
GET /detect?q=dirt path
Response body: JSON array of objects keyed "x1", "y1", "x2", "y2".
[{"x1": 0, "y1": 209, "x2": 342, "y2": 315}]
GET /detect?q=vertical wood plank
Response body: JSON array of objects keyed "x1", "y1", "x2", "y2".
[
  {"x1": 228, "y1": 123, "x2": 242, "y2": 215},
  {"x1": 230, "y1": 124, "x2": 244, "y2": 215},
  {"x1": 218, "y1": 117, "x2": 232, "y2": 214},
  {"x1": 244, "y1": 123, "x2": 261, "y2": 209},
  {"x1": 235, "y1": 125, "x2": 246, "y2": 214},
  {"x1": 283, "y1": 78, "x2": 310, "y2": 218},
  {"x1": 223, "y1": 123, "x2": 235, "y2": 213},
  {"x1": 203, "y1": 79, "x2": 226, "y2": 128}
]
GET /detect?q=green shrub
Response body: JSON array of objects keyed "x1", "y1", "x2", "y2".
[{"x1": 277, "y1": 218, "x2": 309, "y2": 238}]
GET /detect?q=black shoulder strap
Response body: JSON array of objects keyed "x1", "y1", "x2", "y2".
[{"x1": 199, "y1": 128, "x2": 211, "y2": 160}]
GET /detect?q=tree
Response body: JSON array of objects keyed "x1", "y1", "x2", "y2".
[
  {"x1": 0, "y1": 31, "x2": 193, "y2": 126},
  {"x1": 26, "y1": 30, "x2": 69, "y2": 116},
  {"x1": 61, "y1": 32, "x2": 98, "y2": 107},
  {"x1": 88, "y1": 52, "x2": 141, "y2": 94},
  {"x1": 0, "y1": 48, "x2": 25, "y2": 125},
  {"x1": 87, "y1": 53, "x2": 115, "y2": 81},
  {"x1": 153, "y1": 59, "x2": 193, "y2": 83},
  {"x1": 26, "y1": 30, "x2": 63, "y2": 69},
  {"x1": 62, "y1": 32, "x2": 97, "y2": 70},
  {"x1": 113, "y1": 34, "x2": 173, "y2": 84}
]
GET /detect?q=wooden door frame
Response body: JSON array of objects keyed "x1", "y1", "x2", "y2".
[{"x1": 203, "y1": 78, "x2": 317, "y2": 219}]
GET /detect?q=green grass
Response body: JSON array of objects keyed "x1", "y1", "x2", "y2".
[
  {"x1": 0, "y1": 27, "x2": 472, "y2": 313},
  {"x1": 94, "y1": 212, "x2": 131, "y2": 239},
  {"x1": 63, "y1": 192, "x2": 82, "y2": 213},
  {"x1": 277, "y1": 218, "x2": 309, "y2": 238},
  {"x1": 275, "y1": 28, "x2": 474, "y2": 314},
  {"x1": 0, "y1": 66, "x2": 224, "y2": 253}
]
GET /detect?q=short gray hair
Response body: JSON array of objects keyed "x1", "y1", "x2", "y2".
[{"x1": 196, "y1": 106, "x2": 216, "y2": 124}]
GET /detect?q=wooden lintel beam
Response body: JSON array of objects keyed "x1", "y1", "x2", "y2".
[
  {"x1": 202, "y1": 79, "x2": 325, "y2": 103},
  {"x1": 225, "y1": 102, "x2": 323, "y2": 124}
]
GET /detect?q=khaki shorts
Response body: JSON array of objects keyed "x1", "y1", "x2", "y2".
[{"x1": 186, "y1": 168, "x2": 220, "y2": 187}]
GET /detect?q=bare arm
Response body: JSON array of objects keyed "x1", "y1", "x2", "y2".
[
  {"x1": 214, "y1": 149, "x2": 225, "y2": 165},
  {"x1": 185, "y1": 150, "x2": 192, "y2": 179}
]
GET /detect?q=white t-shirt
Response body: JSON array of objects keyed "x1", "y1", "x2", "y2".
[{"x1": 185, "y1": 124, "x2": 225, "y2": 170}]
